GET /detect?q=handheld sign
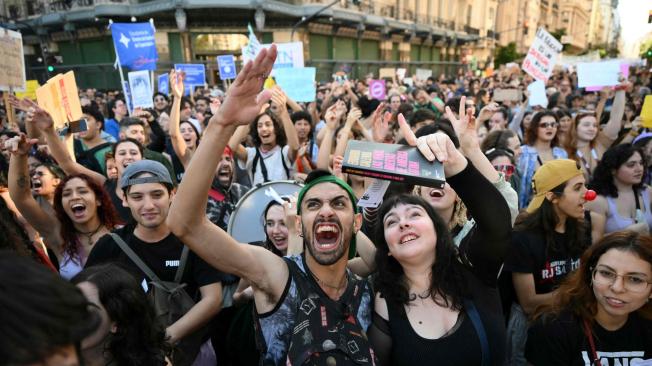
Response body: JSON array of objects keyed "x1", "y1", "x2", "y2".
[
  {"x1": 522, "y1": 28, "x2": 562, "y2": 82},
  {"x1": 0, "y1": 27, "x2": 26, "y2": 91},
  {"x1": 273, "y1": 67, "x2": 316, "y2": 102},
  {"x1": 128, "y1": 70, "x2": 153, "y2": 109},
  {"x1": 577, "y1": 60, "x2": 621, "y2": 88},
  {"x1": 110, "y1": 22, "x2": 158, "y2": 71},
  {"x1": 527, "y1": 80, "x2": 548, "y2": 108},
  {"x1": 174, "y1": 64, "x2": 206, "y2": 96},
  {"x1": 157, "y1": 73, "x2": 169, "y2": 95},
  {"x1": 641, "y1": 95, "x2": 652, "y2": 128},
  {"x1": 217, "y1": 55, "x2": 237, "y2": 80},
  {"x1": 368, "y1": 79, "x2": 386, "y2": 100},
  {"x1": 36, "y1": 71, "x2": 85, "y2": 133},
  {"x1": 343, "y1": 140, "x2": 445, "y2": 188}
]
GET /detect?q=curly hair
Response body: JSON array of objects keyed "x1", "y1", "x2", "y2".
[
  {"x1": 524, "y1": 110, "x2": 560, "y2": 146},
  {"x1": 533, "y1": 231, "x2": 652, "y2": 321},
  {"x1": 374, "y1": 194, "x2": 469, "y2": 311},
  {"x1": 589, "y1": 144, "x2": 646, "y2": 198},
  {"x1": 53, "y1": 174, "x2": 120, "y2": 262},
  {"x1": 71, "y1": 263, "x2": 170, "y2": 365},
  {"x1": 249, "y1": 110, "x2": 287, "y2": 148}
]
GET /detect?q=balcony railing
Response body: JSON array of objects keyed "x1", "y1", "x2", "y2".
[
  {"x1": 10, "y1": 0, "x2": 132, "y2": 18},
  {"x1": 487, "y1": 29, "x2": 499, "y2": 40},
  {"x1": 464, "y1": 25, "x2": 480, "y2": 35}
]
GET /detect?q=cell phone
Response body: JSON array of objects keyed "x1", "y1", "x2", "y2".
[{"x1": 59, "y1": 118, "x2": 88, "y2": 136}]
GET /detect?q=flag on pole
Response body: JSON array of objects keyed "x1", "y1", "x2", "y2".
[
  {"x1": 111, "y1": 22, "x2": 159, "y2": 70},
  {"x1": 242, "y1": 24, "x2": 262, "y2": 62}
]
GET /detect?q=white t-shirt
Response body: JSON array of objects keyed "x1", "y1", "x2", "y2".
[{"x1": 238, "y1": 145, "x2": 294, "y2": 185}]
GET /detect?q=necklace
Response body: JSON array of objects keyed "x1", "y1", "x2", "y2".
[
  {"x1": 310, "y1": 270, "x2": 348, "y2": 293},
  {"x1": 76, "y1": 222, "x2": 104, "y2": 244},
  {"x1": 409, "y1": 289, "x2": 431, "y2": 301}
]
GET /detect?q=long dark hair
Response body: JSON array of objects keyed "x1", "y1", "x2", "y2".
[
  {"x1": 249, "y1": 110, "x2": 287, "y2": 148},
  {"x1": 524, "y1": 110, "x2": 559, "y2": 146},
  {"x1": 179, "y1": 120, "x2": 201, "y2": 147},
  {"x1": 262, "y1": 198, "x2": 290, "y2": 257},
  {"x1": 72, "y1": 264, "x2": 170, "y2": 365},
  {"x1": 515, "y1": 181, "x2": 588, "y2": 259},
  {"x1": 589, "y1": 144, "x2": 646, "y2": 198},
  {"x1": 53, "y1": 174, "x2": 120, "y2": 261},
  {"x1": 374, "y1": 194, "x2": 468, "y2": 311},
  {"x1": 534, "y1": 231, "x2": 652, "y2": 321}
]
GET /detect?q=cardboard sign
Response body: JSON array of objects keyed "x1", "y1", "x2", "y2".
[
  {"x1": 273, "y1": 67, "x2": 316, "y2": 102},
  {"x1": 641, "y1": 95, "x2": 652, "y2": 128},
  {"x1": 342, "y1": 140, "x2": 445, "y2": 188},
  {"x1": 15, "y1": 80, "x2": 40, "y2": 100},
  {"x1": 36, "y1": 71, "x2": 83, "y2": 130},
  {"x1": 128, "y1": 70, "x2": 153, "y2": 109},
  {"x1": 368, "y1": 79, "x2": 386, "y2": 100},
  {"x1": 0, "y1": 27, "x2": 26, "y2": 91},
  {"x1": 493, "y1": 89, "x2": 522, "y2": 102},
  {"x1": 379, "y1": 68, "x2": 396, "y2": 79},
  {"x1": 522, "y1": 28, "x2": 562, "y2": 82},
  {"x1": 577, "y1": 60, "x2": 622, "y2": 88},
  {"x1": 415, "y1": 68, "x2": 433, "y2": 81}
]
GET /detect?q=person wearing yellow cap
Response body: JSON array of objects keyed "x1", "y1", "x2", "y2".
[{"x1": 502, "y1": 159, "x2": 594, "y2": 366}]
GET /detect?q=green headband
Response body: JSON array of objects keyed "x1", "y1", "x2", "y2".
[{"x1": 297, "y1": 174, "x2": 359, "y2": 259}]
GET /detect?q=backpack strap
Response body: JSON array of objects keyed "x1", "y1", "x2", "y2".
[
  {"x1": 109, "y1": 233, "x2": 161, "y2": 282},
  {"x1": 464, "y1": 299, "x2": 490, "y2": 366},
  {"x1": 174, "y1": 246, "x2": 189, "y2": 284},
  {"x1": 280, "y1": 146, "x2": 290, "y2": 179},
  {"x1": 252, "y1": 148, "x2": 269, "y2": 183}
]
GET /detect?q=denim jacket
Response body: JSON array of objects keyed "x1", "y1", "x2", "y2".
[{"x1": 517, "y1": 145, "x2": 568, "y2": 208}]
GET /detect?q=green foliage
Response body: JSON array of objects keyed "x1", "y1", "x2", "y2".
[{"x1": 494, "y1": 42, "x2": 521, "y2": 66}]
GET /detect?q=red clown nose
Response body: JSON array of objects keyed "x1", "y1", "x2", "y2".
[{"x1": 584, "y1": 190, "x2": 597, "y2": 201}]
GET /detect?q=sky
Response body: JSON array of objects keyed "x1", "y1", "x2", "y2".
[{"x1": 617, "y1": 0, "x2": 652, "y2": 58}]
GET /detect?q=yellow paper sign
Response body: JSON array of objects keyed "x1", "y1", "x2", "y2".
[
  {"x1": 15, "y1": 80, "x2": 40, "y2": 100},
  {"x1": 264, "y1": 76, "x2": 276, "y2": 89},
  {"x1": 642, "y1": 95, "x2": 652, "y2": 128},
  {"x1": 35, "y1": 71, "x2": 82, "y2": 130}
]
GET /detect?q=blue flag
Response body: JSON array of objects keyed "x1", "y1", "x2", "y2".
[{"x1": 111, "y1": 22, "x2": 158, "y2": 71}]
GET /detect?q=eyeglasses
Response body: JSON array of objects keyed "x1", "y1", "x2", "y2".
[
  {"x1": 592, "y1": 266, "x2": 652, "y2": 293},
  {"x1": 493, "y1": 164, "x2": 515, "y2": 178},
  {"x1": 538, "y1": 122, "x2": 559, "y2": 129}
]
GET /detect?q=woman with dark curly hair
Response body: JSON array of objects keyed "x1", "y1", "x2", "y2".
[
  {"x1": 7, "y1": 134, "x2": 120, "y2": 279},
  {"x1": 526, "y1": 231, "x2": 652, "y2": 366},
  {"x1": 368, "y1": 115, "x2": 512, "y2": 366},
  {"x1": 72, "y1": 263, "x2": 171, "y2": 366},
  {"x1": 587, "y1": 144, "x2": 651, "y2": 241}
]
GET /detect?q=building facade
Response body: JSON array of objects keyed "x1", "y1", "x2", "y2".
[{"x1": 2, "y1": 0, "x2": 505, "y2": 89}]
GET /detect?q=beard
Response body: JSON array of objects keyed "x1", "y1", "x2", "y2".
[{"x1": 302, "y1": 221, "x2": 350, "y2": 266}]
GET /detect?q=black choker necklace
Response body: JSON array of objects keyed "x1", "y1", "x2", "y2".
[{"x1": 77, "y1": 222, "x2": 103, "y2": 243}]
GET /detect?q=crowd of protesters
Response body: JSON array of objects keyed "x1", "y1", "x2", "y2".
[{"x1": 1, "y1": 46, "x2": 651, "y2": 366}]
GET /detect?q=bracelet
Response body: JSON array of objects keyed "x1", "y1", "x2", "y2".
[
  {"x1": 614, "y1": 85, "x2": 628, "y2": 91},
  {"x1": 629, "y1": 130, "x2": 640, "y2": 137}
]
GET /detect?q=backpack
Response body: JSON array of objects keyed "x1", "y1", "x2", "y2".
[{"x1": 109, "y1": 233, "x2": 206, "y2": 366}]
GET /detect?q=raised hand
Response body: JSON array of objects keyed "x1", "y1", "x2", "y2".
[
  {"x1": 209, "y1": 97, "x2": 221, "y2": 115},
  {"x1": 371, "y1": 103, "x2": 392, "y2": 143},
  {"x1": 398, "y1": 113, "x2": 466, "y2": 177},
  {"x1": 212, "y1": 45, "x2": 277, "y2": 127},
  {"x1": 445, "y1": 95, "x2": 476, "y2": 138},
  {"x1": 324, "y1": 103, "x2": 341, "y2": 131},
  {"x1": 170, "y1": 69, "x2": 185, "y2": 99},
  {"x1": 270, "y1": 86, "x2": 288, "y2": 116},
  {"x1": 476, "y1": 101, "x2": 499, "y2": 124},
  {"x1": 4, "y1": 133, "x2": 39, "y2": 156},
  {"x1": 332, "y1": 155, "x2": 345, "y2": 180},
  {"x1": 345, "y1": 107, "x2": 362, "y2": 127}
]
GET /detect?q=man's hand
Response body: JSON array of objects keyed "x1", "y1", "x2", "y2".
[
  {"x1": 4, "y1": 134, "x2": 38, "y2": 156},
  {"x1": 476, "y1": 101, "x2": 499, "y2": 123},
  {"x1": 211, "y1": 45, "x2": 277, "y2": 127},
  {"x1": 209, "y1": 97, "x2": 221, "y2": 115}
]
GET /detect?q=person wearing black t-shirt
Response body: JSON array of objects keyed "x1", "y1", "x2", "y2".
[
  {"x1": 526, "y1": 231, "x2": 652, "y2": 366},
  {"x1": 86, "y1": 160, "x2": 224, "y2": 364},
  {"x1": 503, "y1": 159, "x2": 593, "y2": 366}
]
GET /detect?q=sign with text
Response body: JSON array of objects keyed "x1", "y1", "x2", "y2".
[
  {"x1": 217, "y1": 54, "x2": 237, "y2": 80},
  {"x1": 368, "y1": 79, "x2": 386, "y2": 100},
  {"x1": 273, "y1": 67, "x2": 316, "y2": 102},
  {"x1": 242, "y1": 42, "x2": 304, "y2": 72},
  {"x1": 110, "y1": 22, "x2": 158, "y2": 71},
  {"x1": 157, "y1": 73, "x2": 169, "y2": 95},
  {"x1": 0, "y1": 27, "x2": 26, "y2": 91},
  {"x1": 174, "y1": 63, "x2": 206, "y2": 96},
  {"x1": 343, "y1": 140, "x2": 445, "y2": 188},
  {"x1": 128, "y1": 70, "x2": 153, "y2": 109},
  {"x1": 36, "y1": 71, "x2": 83, "y2": 130},
  {"x1": 522, "y1": 27, "x2": 562, "y2": 82}
]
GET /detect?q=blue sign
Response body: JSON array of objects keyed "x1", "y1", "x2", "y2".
[
  {"x1": 174, "y1": 64, "x2": 206, "y2": 96},
  {"x1": 273, "y1": 67, "x2": 316, "y2": 103},
  {"x1": 158, "y1": 73, "x2": 169, "y2": 95},
  {"x1": 111, "y1": 22, "x2": 158, "y2": 71},
  {"x1": 122, "y1": 81, "x2": 134, "y2": 114},
  {"x1": 217, "y1": 55, "x2": 237, "y2": 80}
]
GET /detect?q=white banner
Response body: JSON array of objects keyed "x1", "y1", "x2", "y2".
[{"x1": 242, "y1": 41, "x2": 304, "y2": 73}]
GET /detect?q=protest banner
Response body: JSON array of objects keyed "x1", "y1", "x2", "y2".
[
  {"x1": 273, "y1": 67, "x2": 316, "y2": 102},
  {"x1": 493, "y1": 89, "x2": 522, "y2": 102},
  {"x1": 379, "y1": 68, "x2": 395, "y2": 79},
  {"x1": 157, "y1": 73, "x2": 169, "y2": 95},
  {"x1": 577, "y1": 60, "x2": 621, "y2": 88},
  {"x1": 522, "y1": 27, "x2": 562, "y2": 82},
  {"x1": 0, "y1": 27, "x2": 26, "y2": 91},
  {"x1": 396, "y1": 68, "x2": 407, "y2": 80},
  {"x1": 217, "y1": 54, "x2": 237, "y2": 80},
  {"x1": 128, "y1": 70, "x2": 153, "y2": 109},
  {"x1": 36, "y1": 72, "x2": 83, "y2": 131},
  {"x1": 415, "y1": 68, "x2": 433, "y2": 81},
  {"x1": 174, "y1": 64, "x2": 206, "y2": 96},
  {"x1": 242, "y1": 38, "x2": 304, "y2": 72},
  {"x1": 641, "y1": 95, "x2": 652, "y2": 128},
  {"x1": 15, "y1": 80, "x2": 40, "y2": 100},
  {"x1": 368, "y1": 80, "x2": 386, "y2": 100},
  {"x1": 110, "y1": 22, "x2": 158, "y2": 71},
  {"x1": 527, "y1": 80, "x2": 548, "y2": 108}
]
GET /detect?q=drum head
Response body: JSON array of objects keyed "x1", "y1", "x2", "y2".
[{"x1": 227, "y1": 180, "x2": 303, "y2": 244}]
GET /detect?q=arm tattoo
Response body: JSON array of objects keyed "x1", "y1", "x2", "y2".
[{"x1": 16, "y1": 175, "x2": 29, "y2": 189}]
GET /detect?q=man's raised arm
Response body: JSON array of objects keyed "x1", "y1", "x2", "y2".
[{"x1": 167, "y1": 46, "x2": 289, "y2": 310}]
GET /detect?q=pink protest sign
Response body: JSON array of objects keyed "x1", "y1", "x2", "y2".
[{"x1": 369, "y1": 79, "x2": 386, "y2": 100}]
